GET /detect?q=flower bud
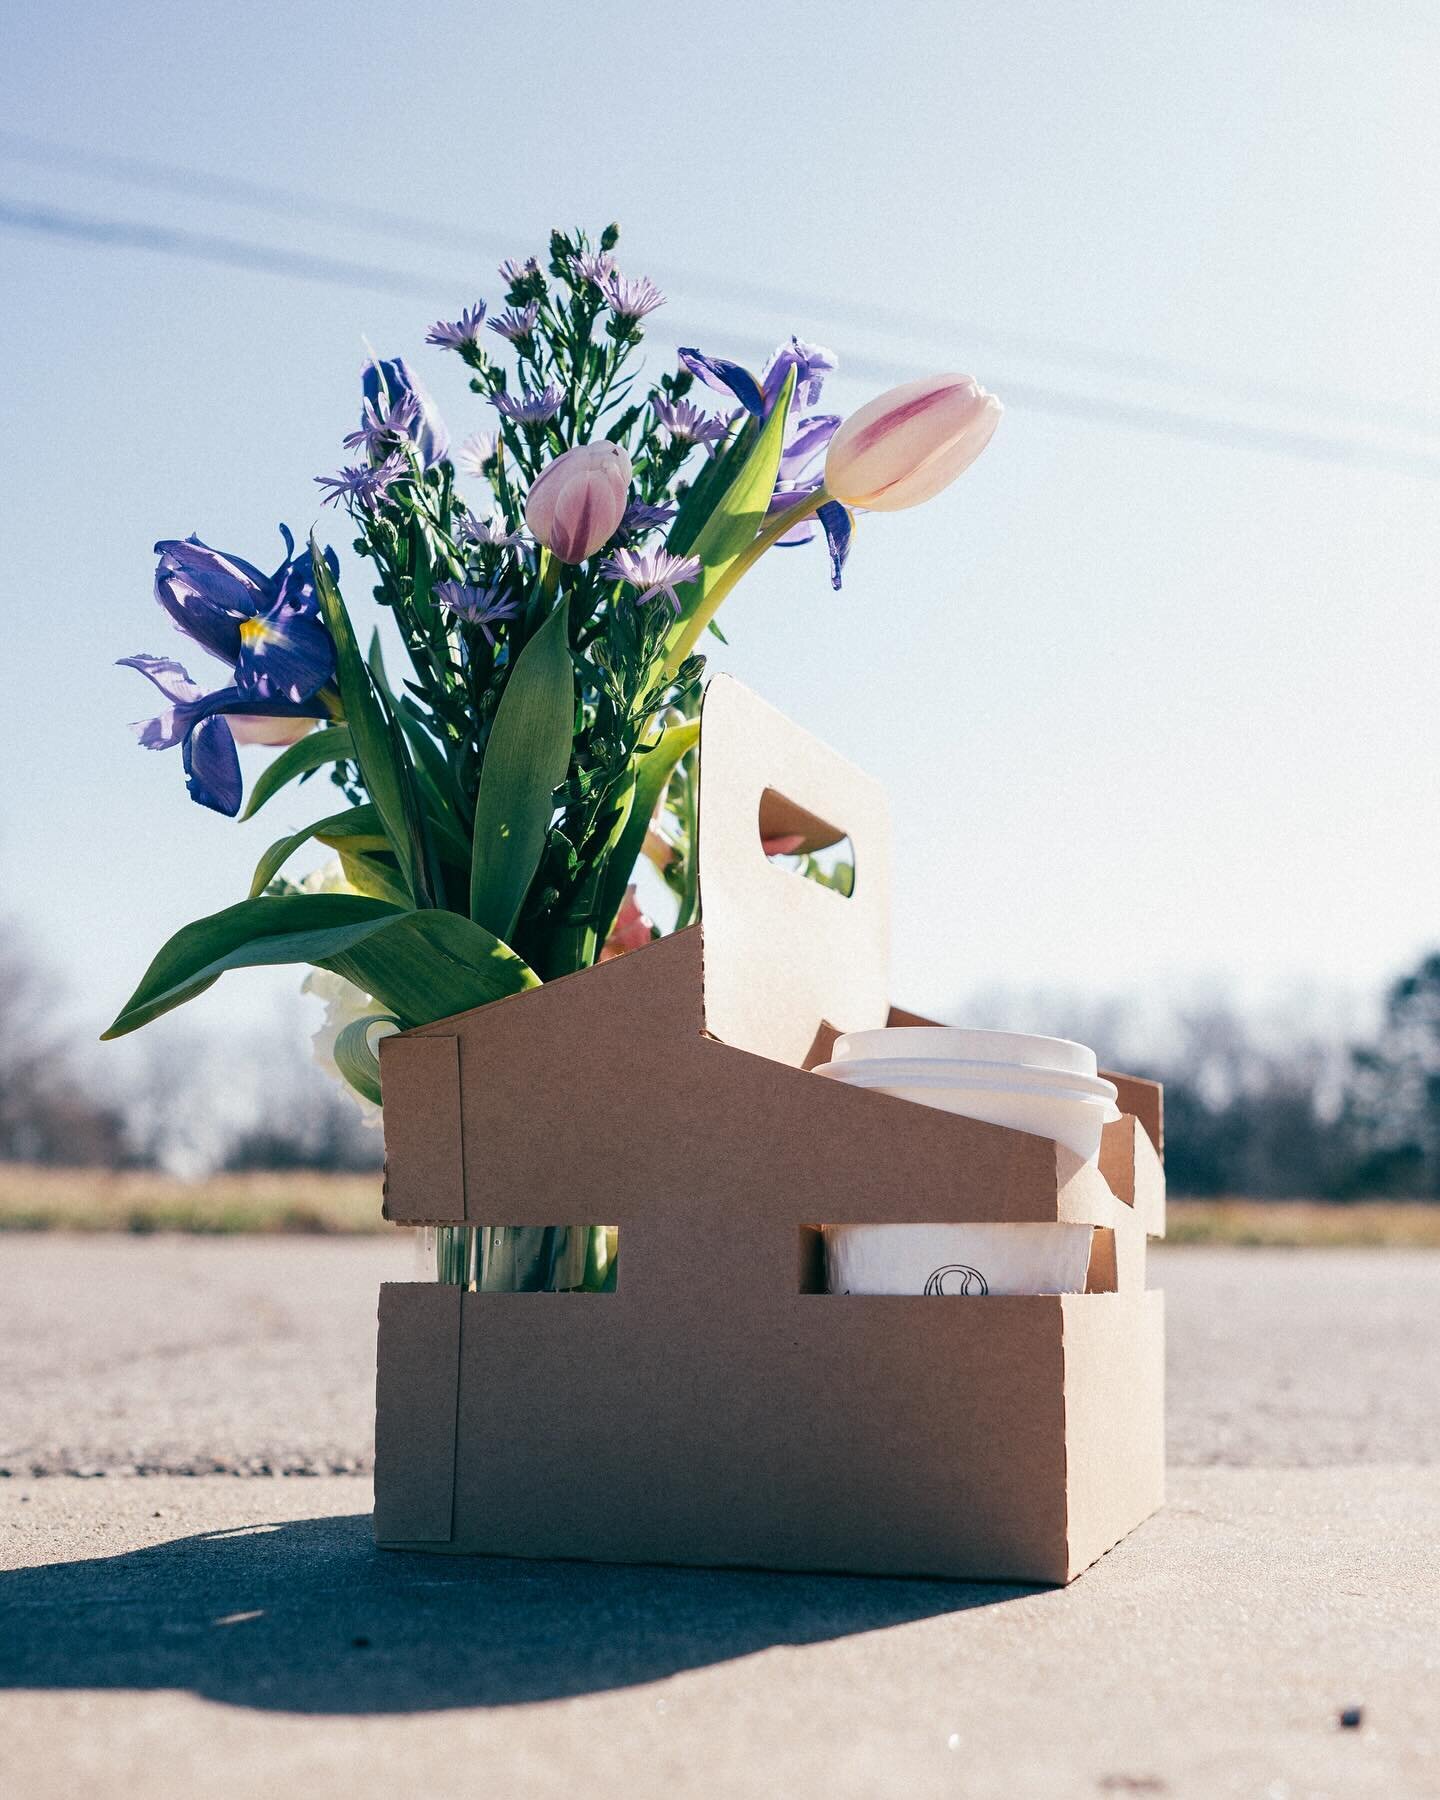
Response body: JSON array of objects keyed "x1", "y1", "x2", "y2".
[
  {"x1": 524, "y1": 442, "x2": 632, "y2": 563},
  {"x1": 824, "y1": 374, "x2": 1001, "y2": 512}
]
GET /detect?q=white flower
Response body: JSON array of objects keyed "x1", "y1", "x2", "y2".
[{"x1": 301, "y1": 967, "x2": 391, "y2": 1126}]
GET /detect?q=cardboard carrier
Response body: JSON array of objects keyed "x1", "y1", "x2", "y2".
[{"x1": 375, "y1": 677, "x2": 1166, "y2": 1585}]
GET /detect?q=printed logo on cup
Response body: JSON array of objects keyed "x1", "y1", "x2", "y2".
[{"x1": 923, "y1": 1263, "x2": 989, "y2": 1297}]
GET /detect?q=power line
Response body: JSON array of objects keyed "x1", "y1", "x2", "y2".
[
  {"x1": 4, "y1": 194, "x2": 1439, "y2": 480},
  {"x1": 6, "y1": 126, "x2": 1439, "y2": 443}
]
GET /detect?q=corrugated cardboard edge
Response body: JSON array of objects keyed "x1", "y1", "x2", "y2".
[
  {"x1": 374, "y1": 1283, "x2": 461, "y2": 1544},
  {"x1": 1058, "y1": 1291, "x2": 1166, "y2": 1581}
]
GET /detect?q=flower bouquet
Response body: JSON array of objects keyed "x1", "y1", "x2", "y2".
[{"x1": 105, "y1": 223, "x2": 1001, "y2": 1290}]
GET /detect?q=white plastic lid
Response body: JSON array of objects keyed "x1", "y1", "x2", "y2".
[
  {"x1": 816, "y1": 1055, "x2": 1119, "y2": 1103},
  {"x1": 829, "y1": 1026, "x2": 1100, "y2": 1078}
]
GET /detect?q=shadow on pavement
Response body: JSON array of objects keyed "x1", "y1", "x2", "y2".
[{"x1": 0, "y1": 1511, "x2": 1037, "y2": 1712}]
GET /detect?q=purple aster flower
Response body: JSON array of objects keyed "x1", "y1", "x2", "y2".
[
  {"x1": 314, "y1": 454, "x2": 407, "y2": 509},
  {"x1": 600, "y1": 547, "x2": 702, "y2": 616},
  {"x1": 455, "y1": 432, "x2": 497, "y2": 478},
  {"x1": 361, "y1": 356, "x2": 448, "y2": 467},
  {"x1": 457, "y1": 512, "x2": 528, "y2": 550},
  {"x1": 426, "y1": 301, "x2": 487, "y2": 351},
  {"x1": 488, "y1": 303, "x2": 540, "y2": 344},
  {"x1": 491, "y1": 383, "x2": 564, "y2": 426},
  {"x1": 342, "y1": 391, "x2": 419, "y2": 456},
  {"x1": 499, "y1": 255, "x2": 540, "y2": 285},
  {"x1": 603, "y1": 272, "x2": 665, "y2": 323},
  {"x1": 122, "y1": 527, "x2": 339, "y2": 814},
  {"x1": 570, "y1": 250, "x2": 615, "y2": 286},
  {"x1": 653, "y1": 396, "x2": 729, "y2": 449},
  {"x1": 434, "y1": 580, "x2": 521, "y2": 646},
  {"x1": 619, "y1": 499, "x2": 676, "y2": 538}
]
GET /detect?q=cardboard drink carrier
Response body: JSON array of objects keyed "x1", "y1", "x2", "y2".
[{"x1": 376, "y1": 677, "x2": 1166, "y2": 1585}]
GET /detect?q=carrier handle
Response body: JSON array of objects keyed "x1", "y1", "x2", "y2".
[{"x1": 695, "y1": 676, "x2": 892, "y2": 1067}]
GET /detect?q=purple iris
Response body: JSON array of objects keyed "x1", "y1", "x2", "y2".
[
  {"x1": 361, "y1": 356, "x2": 449, "y2": 468},
  {"x1": 121, "y1": 529, "x2": 339, "y2": 816},
  {"x1": 679, "y1": 337, "x2": 850, "y2": 585}
]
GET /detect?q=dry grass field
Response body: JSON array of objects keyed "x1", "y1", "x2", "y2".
[{"x1": 0, "y1": 1165, "x2": 1437, "y2": 1245}]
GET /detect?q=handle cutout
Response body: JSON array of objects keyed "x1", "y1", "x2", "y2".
[{"x1": 760, "y1": 788, "x2": 855, "y2": 898}]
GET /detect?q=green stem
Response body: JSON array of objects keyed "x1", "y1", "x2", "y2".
[{"x1": 663, "y1": 487, "x2": 831, "y2": 677}]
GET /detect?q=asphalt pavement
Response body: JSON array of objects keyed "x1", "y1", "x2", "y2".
[{"x1": 2, "y1": 1237, "x2": 1438, "y2": 1798}]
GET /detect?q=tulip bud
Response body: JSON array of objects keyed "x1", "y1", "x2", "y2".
[
  {"x1": 824, "y1": 374, "x2": 1001, "y2": 512},
  {"x1": 524, "y1": 442, "x2": 632, "y2": 564}
]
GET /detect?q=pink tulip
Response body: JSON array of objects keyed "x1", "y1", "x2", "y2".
[
  {"x1": 229, "y1": 716, "x2": 317, "y2": 748},
  {"x1": 599, "y1": 885, "x2": 655, "y2": 961},
  {"x1": 524, "y1": 441, "x2": 632, "y2": 563},
  {"x1": 824, "y1": 374, "x2": 1001, "y2": 512}
]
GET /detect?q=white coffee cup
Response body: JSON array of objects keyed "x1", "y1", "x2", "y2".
[
  {"x1": 817, "y1": 1026, "x2": 1116, "y2": 1296},
  {"x1": 823, "y1": 1221, "x2": 1094, "y2": 1297}
]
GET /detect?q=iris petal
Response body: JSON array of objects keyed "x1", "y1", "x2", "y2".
[
  {"x1": 183, "y1": 714, "x2": 243, "y2": 816},
  {"x1": 677, "y1": 348, "x2": 766, "y2": 417},
  {"x1": 817, "y1": 500, "x2": 853, "y2": 590},
  {"x1": 152, "y1": 536, "x2": 273, "y2": 665}
]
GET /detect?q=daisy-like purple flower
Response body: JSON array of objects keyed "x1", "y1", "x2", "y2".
[
  {"x1": 122, "y1": 528, "x2": 339, "y2": 815},
  {"x1": 434, "y1": 580, "x2": 521, "y2": 646},
  {"x1": 455, "y1": 432, "x2": 497, "y2": 479},
  {"x1": 314, "y1": 454, "x2": 407, "y2": 509},
  {"x1": 499, "y1": 255, "x2": 540, "y2": 285},
  {"x1": 491, "y1": 383, "x2": 564, "y2": 426},
  {"x1": 425, "y1": 302, "x2": 486, "y2": 351},
  {"x1": 603, "y1": 272, "x2": 665, "y2": 323},
  {"x1": 342, "y1": 391, "x2": 419, "y2": 456},
  {"x1": 457, "y1": 512, "x2": 528, "y2": 550},
  {"x1": 600, "y1": 547, "x2": 702, "y2": 616},
  {"x1": 619, "y1": 499, "x2": 676, "y2": 538},
  {"x1": 570, "y1": 250, "x2": 615, "y2": 286},
  {"x1": 653, "y1": 396, "x2": 729, "y2": 449},
  {"x1": 488, "y1": 302, "x2": 539, "y2": 344}
]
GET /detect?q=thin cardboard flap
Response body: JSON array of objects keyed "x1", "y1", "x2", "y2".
[
  {"x1": 1098, "y1": 1113, "x2": 1167, "y2": 1239},
  {"x1": 379, "y1": 1035, "x2": 465, "y2": 1224}
]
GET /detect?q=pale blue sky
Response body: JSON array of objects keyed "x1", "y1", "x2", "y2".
[{"x1": 2, "y1": 0, "x2": 1437, "y2": 1092}]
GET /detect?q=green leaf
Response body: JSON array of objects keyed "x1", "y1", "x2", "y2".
[
  {"x1": 239, "y1": 724, "x2": 354, "y2": 822},
  {"x1": 336, "y1": 848, "x2": 415, "y2": 909},
  {"x1": 310, "y1": 537, "x2": 416, "y2": 899},
  {"x1": 593, "y1": 719, "x2": 700, "y2": 948},
  {"x1": 333, "y1": 1011, "x2": 400, "y2": 1107},
  {"x1": 667, "y1": 414, "x2": 753, "y2": 557},
  {"x1": 663, "y1": 367, "x2": 795, "y2": 665},
  {"x1": 248, "y1": 805, "x2": 387, "y2": 898},
  {"x1": 468, "y1": 595, "x2": 575, "y2": 940},
  {"x1": 103, "y1": 894, "x2": 538, "y2": 1040},
  {"x1": 367, "y1": 633, "x2": 471, "y2": 865}
]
